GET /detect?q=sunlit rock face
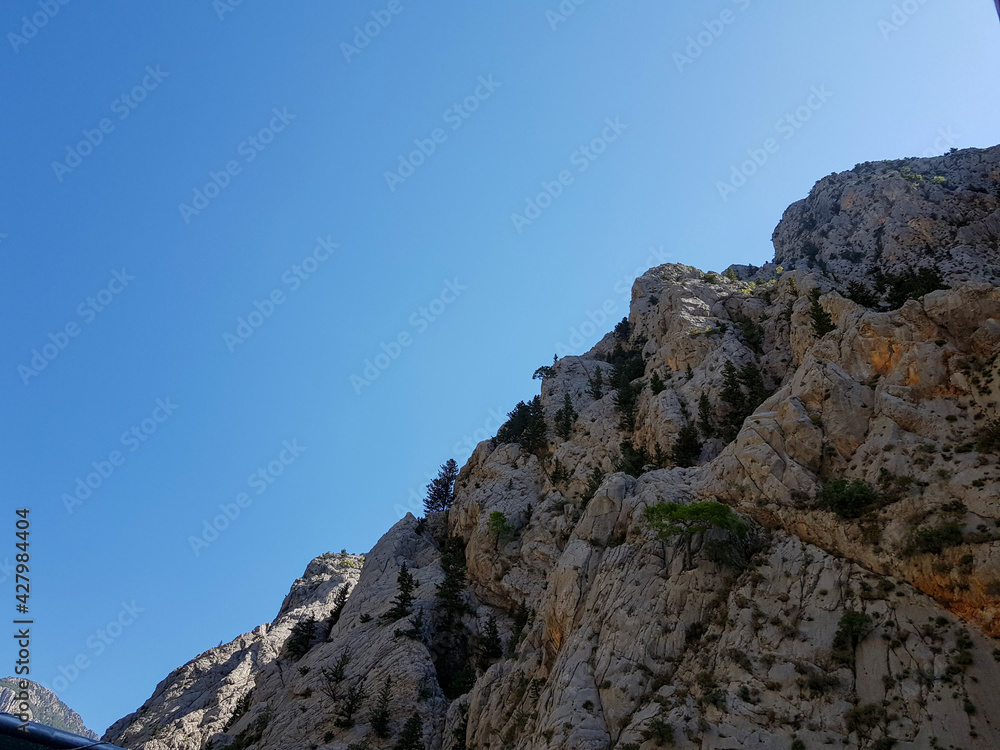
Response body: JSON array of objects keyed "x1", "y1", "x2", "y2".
[
  {"x1": 106, "y1": 146, "x2": 1000, "y2": 750},
  {"x1": 0, "y1": 678, "x2": 98, "y2": 739}
]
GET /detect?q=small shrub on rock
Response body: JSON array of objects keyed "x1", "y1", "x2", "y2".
[
  {"x1": 844, "y1": 703, "x2": 886, "y2": 736},
  {"x1": 820, "y1": 479, "x2": 881, "y2": 519},
  {"x1": 494, "y1": 396, "x2": 547, "y2": 453},
  {"x1": 904, "y1": 522, "x2": 964, "y2": 556},
  {"x1": 487, "y1": 511, "x2": 517, "y2": 545},
  {"x1": 810, "y1": 289, "x2": 836, "y2": 337},
  {"x1": 640, "y1": 717, "x2": 674, "y2": 745},
  {"x1": 832, "y1": 610, "x2": 872, "y2": 664},
  {"x1": 976, "y1": 418, "x2": 1000, "y2": 453},
  {"x1": 285, "y1": 616, "x2": 317, "y2": 661}
]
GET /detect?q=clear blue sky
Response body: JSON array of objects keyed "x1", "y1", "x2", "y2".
[{"x1": 1, "y1": 0, "x2": 997, "y2": 736}]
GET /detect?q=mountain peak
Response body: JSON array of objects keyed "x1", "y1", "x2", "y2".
[
  {"x1": 105, "y1": 145, "x2": 1000, "y2": 750},
  {"x1": 0, "y1": 677, "x2": 98, "y2": 740}
]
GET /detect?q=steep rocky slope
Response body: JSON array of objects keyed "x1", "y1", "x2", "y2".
[
  {"x1": 0, "y1": 677, "x2": 98, "y2": 738},
  {"x1": 106, "y1": 145, "x2": 1000, "y2": 750}
]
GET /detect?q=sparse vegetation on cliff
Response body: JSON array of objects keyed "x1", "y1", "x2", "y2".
[
  {"x1": 285, "y1": 616, "x2": 317, "y2": 661},
  {"x1": 104, "y1": 146, "x2": 1000, "y2": 750},
  {"x1": 819, "y1": 479, "x2": 881, "y2": 519},
  {"x1": 381, "y1": 564, "x2": 416, "y2": 622},
  {"x1": 495, "y1": 396, "x2": 547, "y2": 453}
]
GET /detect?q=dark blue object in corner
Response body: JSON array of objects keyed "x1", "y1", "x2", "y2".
[{"x1": 0, "y1": 713, "x2": 125, "y2": 750}]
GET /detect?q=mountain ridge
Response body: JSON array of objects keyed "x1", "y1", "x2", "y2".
[
  {"x1": 105, "y1": 144, "x2": 1000, "y2": 750},
  {"x1": 0, "y1": 677, "x2": 98, "y2": 739}
]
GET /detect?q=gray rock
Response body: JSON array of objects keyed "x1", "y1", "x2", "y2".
[
  {"x1": 106, "y1": 145, "x2": 1000, "y2": 750},
  {"x1": 0, "y1": 677, "x2": 97, "y2": 739}
]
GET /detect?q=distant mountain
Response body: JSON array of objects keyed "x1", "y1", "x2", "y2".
[{"x1": 0, "y1": 677, "x2": 98, "y2": 739}]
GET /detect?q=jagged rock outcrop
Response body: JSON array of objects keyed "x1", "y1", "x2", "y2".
[
  {"x1": 0, "y1": 677, "x2": 97, "y2": 739},
  {"x1": 104, "y1": 553, "x2": 364, "y2": 749},
  {"x1": 106, "y1": 145, "x2": 1000, "y2": 750}
]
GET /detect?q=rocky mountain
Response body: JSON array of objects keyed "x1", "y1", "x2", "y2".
[
  {"x1": 105, "y1": 145, "x2": 1000, "y2": 750},
  {"x1": 0, "y1": 677, "x2": 98, "y2": 739}
]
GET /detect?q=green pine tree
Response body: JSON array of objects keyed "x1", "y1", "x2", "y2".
[
  {"x1": 587, "y1": 368, "x2": 604, "y2": 399},
  {"x1": 393, "y1": 713, "x2": 424, "y2": 750},
  {"x1": 369, "y1": 676, "x2": 393, "y2": 739},
  {"x1": 494, "y1": 396, "x2": 547, "y2": 454},
  {"x1": 424, "y1": 458, "x2": 459, "y2": 513},
  {"x1": 319, "y1": 647, "x2": 351, "y2": 701},
  {"x1": 334, "y1": 679, "x2": 367, "y2": 729},
  {"x1": 613, "y1": 380, "x2": 643, "y2": 432},
  {"x1": 846, "y1": 280, "x2": 879, "y2": 308},
  {"x1": 554, "y1": 393, "x2": 578, "y2": 440},
  {"x1": 394, "y1": 606, "x2": 426, "y2": 641},
  {"x1": 432, "y1": 538, "x2": 475, "y2": 699},
  {"x1": 720, "y1": 361, "x2": 746, "y2": 440},
  {"x1": 582, "y1": 466, "x2": 605, "y2": 505},
  {"x1": 810, "y1": 288, "x2": 836, "y2": 337},
  {"x1": 643, "y1": 500, "x2": 751, "y2": 567},
  {"x1": 487, "y1": 512, "x2": 517, "y2": 545},
  {"x1": 614, "y1": 439, "x2": 652, "y2": 477},
  {"x1": 451, "y1": 704, "x2": 469, "y2": 750},
  {"x1": 719, "y1": 361, "x2": 770, "y2": 442},
  {"x1": 326, "y1": 584, "x2": 350, "y2": 638},
  {"x1": 532, "y1": 364, "x2": 555, "y2": 380},
  {"x1": 613, "y1": 316, "x2": 631, "y2": 341},
  {"x1": 285, "y1": 615, "x2": 317, "y2": 661},
  {"x1": 506, "y1": 602, "x2": 534, "y2": 656},
  {"x1": 739, "y1": 363, "x2": 769, "y2": 410},
  {"x1": 697, "y1": 393, "x2": 715, "y2": 438},
  {"x1": 478, "y1": 615, "x2": 503, "y2": 668},
  {"x1": 671, "y1": 426, "x2": 703, "y2": 468},
  {"x1": 654, "y1": 442, "x2": 668, "y2": 469},
  {"x1": 522, "y1": 396, "x2": 547, "y2": 453},
  {"x1": 733, "y1": 311, "x2": 765, "y2": 354},
  {"x1": 550, "y1": 458, "x2": 569, "y2": 484},
  {"x1": 381, "y1": 564, "x2": 416, "y2": 622}
]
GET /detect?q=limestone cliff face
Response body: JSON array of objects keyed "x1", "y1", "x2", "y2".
[
  {"x1": 0, "y1": 677, "x2": 97, "y2": 739},
  {"x1": 106, "y1": 145, "x2": 1000, "y2": 750},
  {"x1": 103, "y1": 553, "x2": 364, "y2": 749}
]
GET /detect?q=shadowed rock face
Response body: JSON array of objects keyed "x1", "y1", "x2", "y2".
[
  {"x1": 0, "y1": 677, "x2": 98, "y2": 739},
  {"x1": 106, "y1": 146, "x2": 1000, "y2": 750}
]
